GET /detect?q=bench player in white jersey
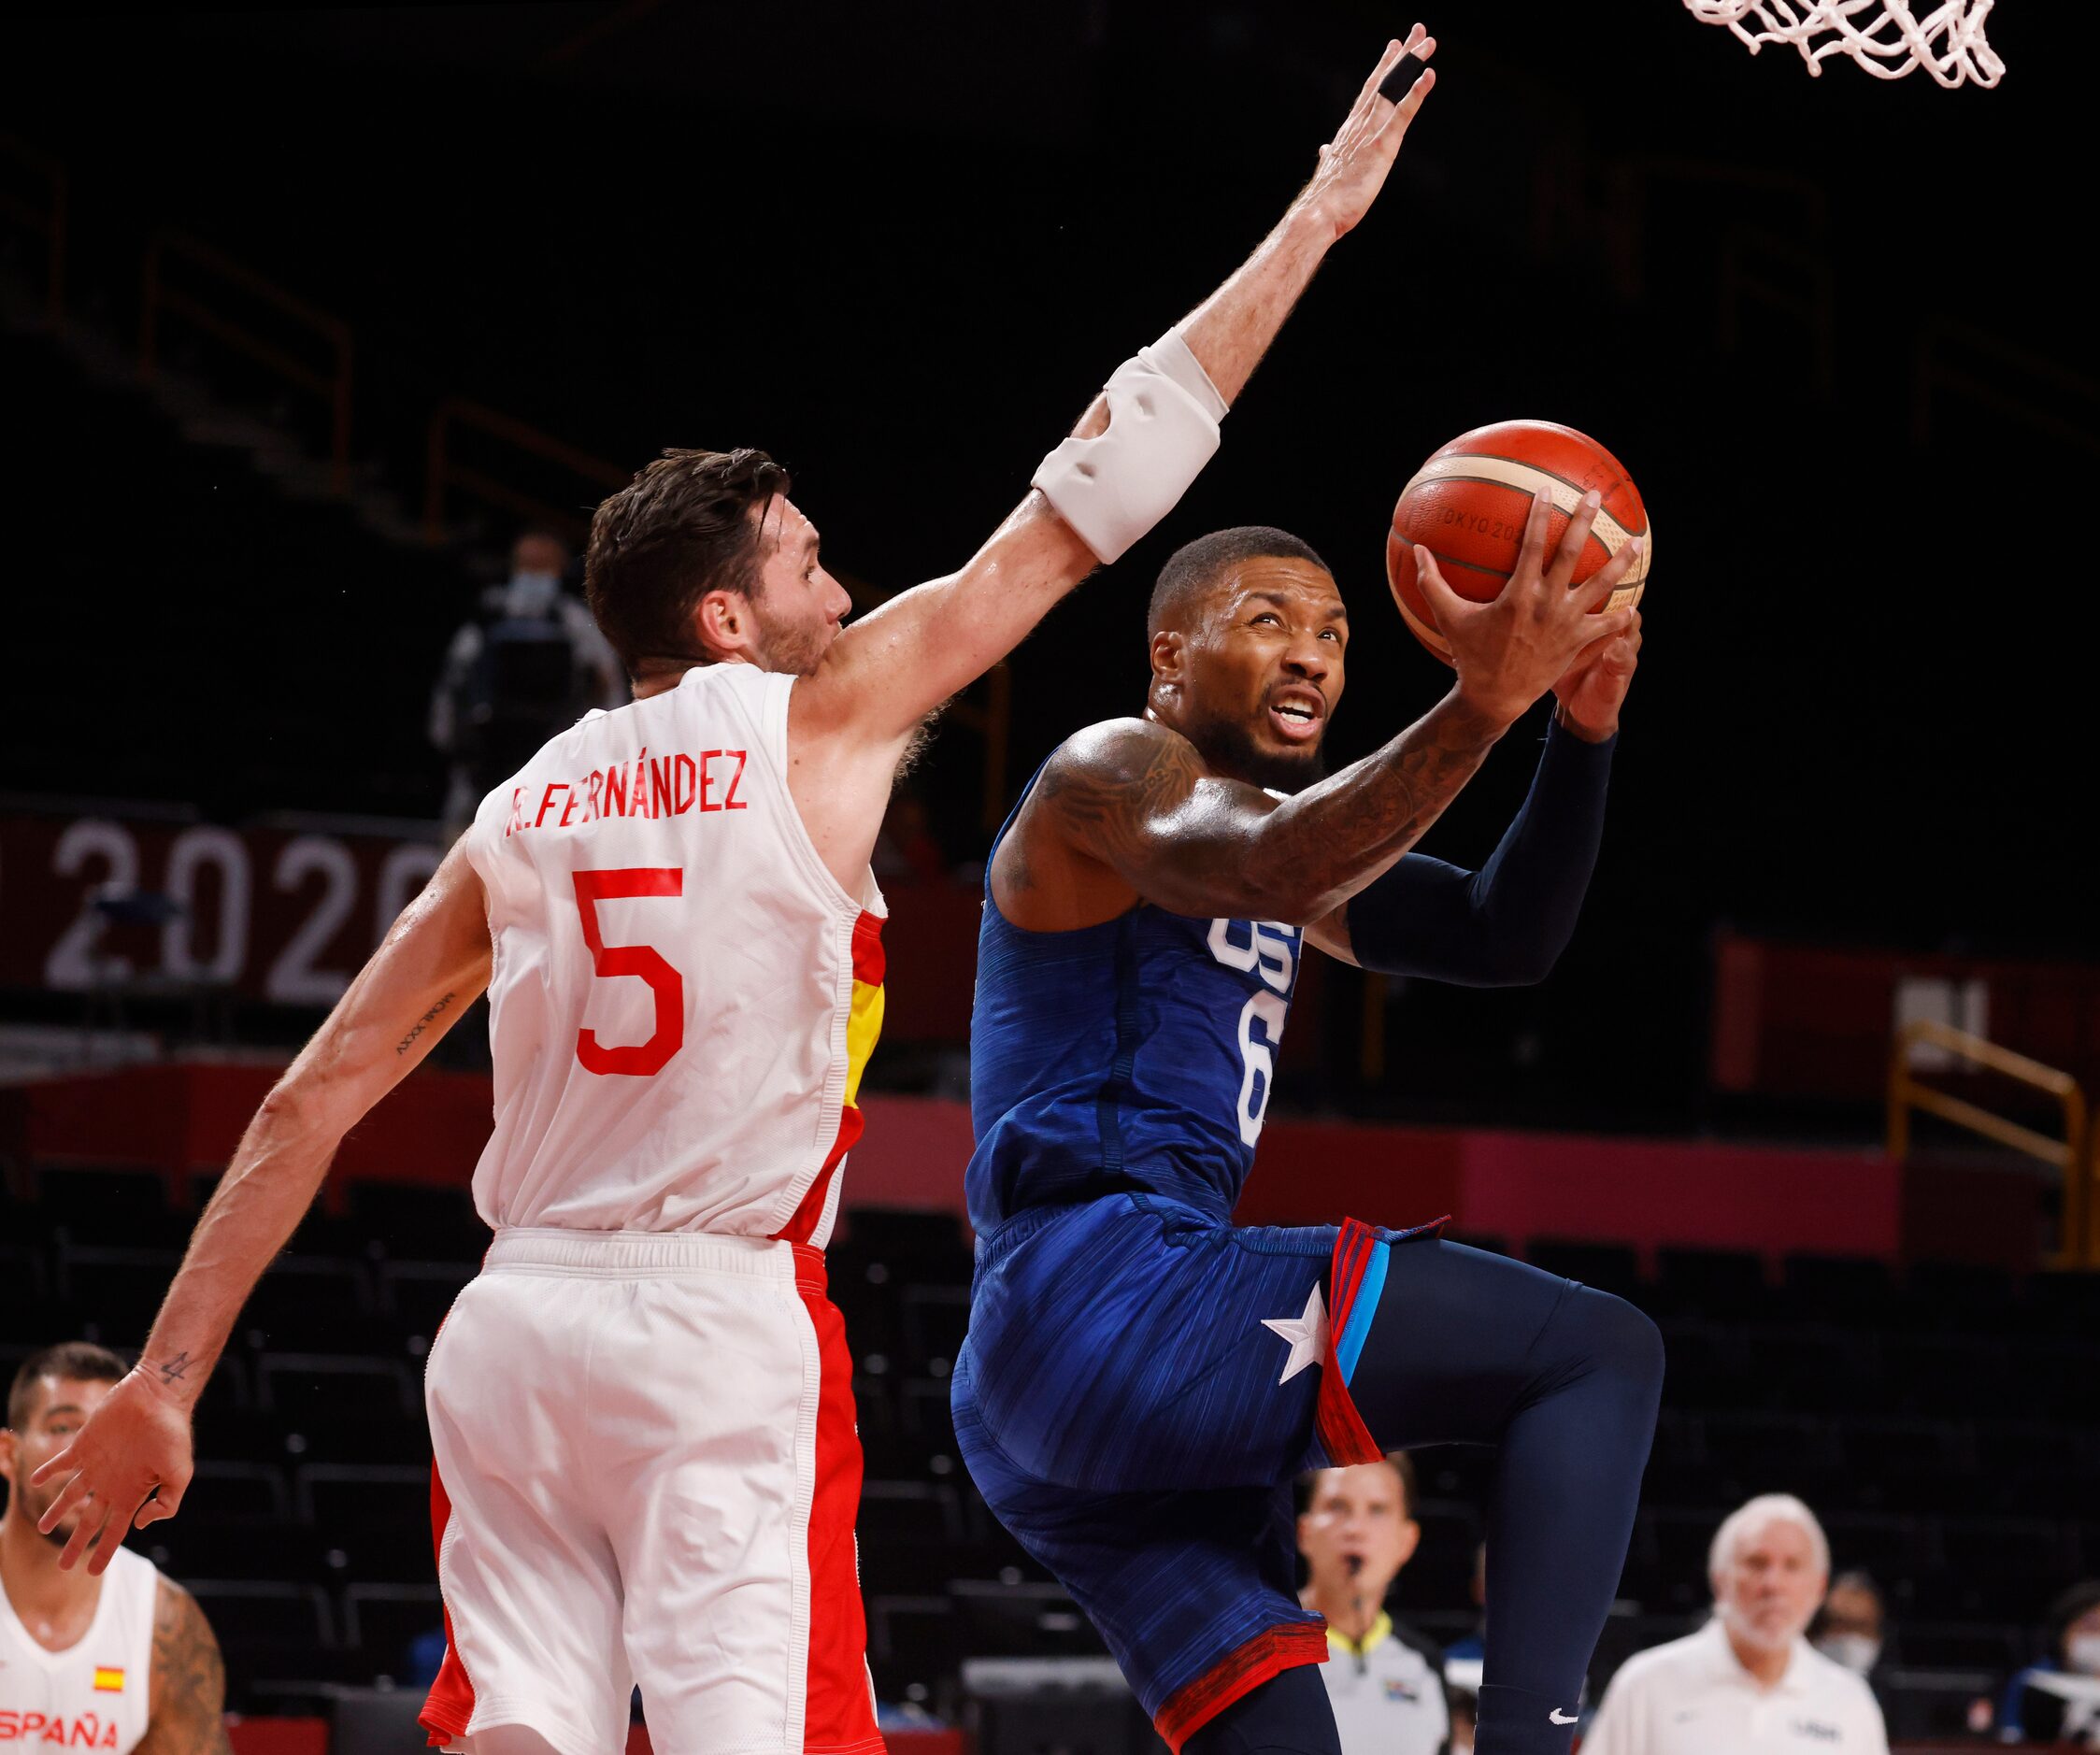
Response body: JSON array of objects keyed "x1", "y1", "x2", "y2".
[
  {"x1": 30, "y1": 32, "x2": 1440, "y2": 1755},
  {"x1": 2, "y1": 1346, "x2": 229, "y2": 1755}
]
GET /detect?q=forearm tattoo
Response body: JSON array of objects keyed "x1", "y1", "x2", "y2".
[{"x1": 1035, "y1": 699, "x2": 1501, "y2": 920}]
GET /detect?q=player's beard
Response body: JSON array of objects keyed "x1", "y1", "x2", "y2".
[
  {"x1": 1185, "y1": 703, "x2": 1327, "y2": 795},
  {"x1": 750, "y1": 606, "x2": 830, "y2": 678}
]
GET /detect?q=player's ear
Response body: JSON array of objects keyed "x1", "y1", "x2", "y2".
[
  {"x1": 1150, "y1": 629, "x2": 1185, "y2": 692},
  {"x1": 0, "y1": 1427, "x2": 17, "y2": 1487},
  {"x1": 695, "y1": 589, "x2": 750, "y2": 662}
]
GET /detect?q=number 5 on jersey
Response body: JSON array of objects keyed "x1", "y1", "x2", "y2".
[{"x1": 573, "y1": 868, "x2": 685, "y2": 1076}]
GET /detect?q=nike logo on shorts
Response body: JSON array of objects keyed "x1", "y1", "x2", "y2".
[{"x1": 1550, "y1": 1707, "x2": 1579, "y2": 1724}]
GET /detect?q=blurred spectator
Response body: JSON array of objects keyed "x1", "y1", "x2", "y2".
[
  {"x1": 1296, "y1": 1454, "x2": 1450, "y2": 1755},
  {"x1": 1581, "y1": 1494, "x2": 1888, "y2": 1754},
  {"x1": 429, "y1": 529, "x2": 625, "y2": 839},
  {"x1": 1996, "y1": 1580, "x2": 2100, "y2": 1746},
  {"x1": 1810, "y1": 1571, "x2": 1886, "y2": 1679}
]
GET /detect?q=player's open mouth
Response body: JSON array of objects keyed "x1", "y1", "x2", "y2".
[{"x1": 1266, "y1": 691, "x2": 1324, "y2": 744}]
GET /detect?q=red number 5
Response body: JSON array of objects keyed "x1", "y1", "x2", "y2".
[{"x1": 572, "y1": 868, "x2": 684, "y2": 1077}]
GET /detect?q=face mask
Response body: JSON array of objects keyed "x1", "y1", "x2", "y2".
[
  {"x1": 1815, "y1": 1634, "x2": 1881, "y2": 1676},
  {"x1": 506, "y1": 569, "x2": 562, "y2": 617},
  {"x1": 2067, "y1": 1633, "x2": 2100, "y2": 1677}
]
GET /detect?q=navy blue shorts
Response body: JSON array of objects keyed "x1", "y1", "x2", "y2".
[{"x1": 951, "y1": 1194, "x2": 1441, "y2": 1750}]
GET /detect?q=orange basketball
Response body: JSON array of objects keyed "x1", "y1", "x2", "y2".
[{"x1": 1385, "y1": 419, "x2": 1651, "y2": 664}]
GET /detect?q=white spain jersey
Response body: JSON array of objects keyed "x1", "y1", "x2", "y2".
[
  {"x1": 463, "y1": 663, "x2": 886, "y2": 1242},
  {"x1": 0, "y1": 1547, "x2": 159, "y2": 1754}
]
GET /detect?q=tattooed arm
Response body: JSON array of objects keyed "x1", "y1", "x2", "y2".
[
  {"x1": 993, "y1": 490, "x2": 1642, "y2": 933},
  {"x1": 31, "y1": 838, "x2": 492, "y2": 1572},
  {"x1": 998, "y1": 692, "x2": 1507, "y2": 929},
  {"x1": 137, "y1": 1579, "x2": 232, "y2": 1755}
]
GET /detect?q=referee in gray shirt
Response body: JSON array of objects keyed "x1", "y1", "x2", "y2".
[{"x1": 1299, "y1": 1454, "x2": 1451, "y2": 1755}]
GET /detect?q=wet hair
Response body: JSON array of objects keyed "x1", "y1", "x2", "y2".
[
  {"x1": 1148, "y1": 525, "x2": 1331, "y2": 637},
  {"x1": 7, "y1": 1341, "x2": 127, "y2": 1430},
  {"x1": 584, "y1": 447, "x2": 791, "y2": 675}
]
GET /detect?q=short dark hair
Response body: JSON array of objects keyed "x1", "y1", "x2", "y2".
[
  {"x1": 584, "y1": 447, "x2": 791, "y2": 675},
  {"x1": 1148, "y1": 525, "x2": 1331, "y2": 636},
  {"x1": 1299, "y1": 1450, "x2": 1419, "y2": 1520},
  {"x1": 7, "y1": 1342, "x2": 127, "y2": 1430}
]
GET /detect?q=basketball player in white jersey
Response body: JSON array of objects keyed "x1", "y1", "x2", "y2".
[
  {"x1": 32, "y1": 33, "x2": 1440, "y2": 1755},
  {"x1": 2, "y1": 1347, "x2": 228, "y2": 1755}
]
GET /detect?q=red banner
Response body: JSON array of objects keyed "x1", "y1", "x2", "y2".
[
  {"x1": 0, "y1": 806, "x2": 443, "y2": 1007},
  {"x1": 1710, "y1": 930, "x2": 2100, "y2": 1102}
]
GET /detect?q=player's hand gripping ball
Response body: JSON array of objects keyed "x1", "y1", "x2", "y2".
[{"x1": 1386, "y1": 419, "x2": 1651, "y2": 663}]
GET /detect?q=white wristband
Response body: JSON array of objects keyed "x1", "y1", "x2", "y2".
[{"x1": 1032, "y1": 327, "x2": 1227, "y2": 564}]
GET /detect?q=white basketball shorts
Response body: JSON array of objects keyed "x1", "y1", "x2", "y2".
[{"x1": 417, "y1": 1229, "x2": 883, "y2": 1755}]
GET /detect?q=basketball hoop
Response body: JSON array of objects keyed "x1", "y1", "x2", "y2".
[{"x1": 1682, "y1": 0, "x2": 2004, "y2": 87}]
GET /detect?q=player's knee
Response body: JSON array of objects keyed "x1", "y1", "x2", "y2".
[{"x1": 1561, "y1": 1282, "x2": 1664, "y2": 1404}]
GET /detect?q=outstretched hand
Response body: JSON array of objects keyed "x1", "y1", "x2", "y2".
[
  {"x1": 29, "y1": 1367, "x2": 194, "y2": 1575},
  {"x1": 1302, "y1": 26, "x2": 1438, "y2": 241},
  {"x1": 1415, "y1": 488, "x2": 1642, "y2": 733}
]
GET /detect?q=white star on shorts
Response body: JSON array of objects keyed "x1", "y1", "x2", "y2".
[{"x1": 1261, "y1": 1284, "x2": 1328, "y2": 1384}]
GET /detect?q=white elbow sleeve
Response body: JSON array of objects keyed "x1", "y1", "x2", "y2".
[{"x1": 1032, "y1": 327, "x2": 1227, "y2": 564}]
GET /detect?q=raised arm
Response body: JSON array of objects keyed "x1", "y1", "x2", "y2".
[
  {"x1": 793, "y1": 31, "x2": 1439, "y2": 755},
  {"x1": 31, "y1": 839, "x2": 493, "y2": 1572}
]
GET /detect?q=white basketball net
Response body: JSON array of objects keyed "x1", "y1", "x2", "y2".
[{"x1": 1683, "y1": 0, "x2": 2004, "y2": 87}]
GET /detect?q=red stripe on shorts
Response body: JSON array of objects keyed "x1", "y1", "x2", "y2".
[
  {"x1": 1152, "y1": 1620, "x2": 1332, "y2": 1753},
  {"x1": 793, "y1": 1244, "x2": 886, "y2": 1755},
  {"x1": 419, "y1": 1462, "x2": 478, "y2": 1748}
]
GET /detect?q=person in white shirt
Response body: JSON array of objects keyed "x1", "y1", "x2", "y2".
[
  {"x1": 1, "y1": 1344, "x2": 228, "y2": 1755},
  {"x1": 1298, "y1": 1455, "x2": 1450, "y2": 1755},
  {"x1": 1580, "y1": 1494, "x2": 1889, "y2": 1755}
]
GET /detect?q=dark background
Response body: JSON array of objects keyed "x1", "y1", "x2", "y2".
[{"x1": 4, "y1": 0, "x2": 2093, "y2": 1131}]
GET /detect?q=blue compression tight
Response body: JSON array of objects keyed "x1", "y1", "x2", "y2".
[{"x1": 1190, "y1": 1240, "x2": 1664, "y2": 1755}]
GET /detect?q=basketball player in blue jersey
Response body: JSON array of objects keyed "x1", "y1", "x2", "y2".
[{"x1": 954, "y1": 495, "x2": 1660, "y2": 1755}]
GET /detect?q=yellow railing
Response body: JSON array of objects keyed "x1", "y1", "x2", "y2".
[
  {"x1": 1886, "y1": 1018, "x2": 2095, "y2": 1268},
  {"x1": 0, "y1": 135, "x2": 66, "y2": 322},
  {"x1": 141, "y1": 230, "x2": 355, "y2": 492},
  {"x1": 424, "y1": 396, "x2": 629, "y2": 546}
]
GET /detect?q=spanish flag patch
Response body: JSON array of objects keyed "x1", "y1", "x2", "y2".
[{"x1": 92, "y1": 1667, "x2": 125, "y2": 1692}]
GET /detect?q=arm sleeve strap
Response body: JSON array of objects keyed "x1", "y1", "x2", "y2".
[
  {"x1": 1031, "y1": 326, "x2": 1227, "y2": 564},
  {"x1": 1347, "y1": 717, "x2": 1615, "y2": 986}
]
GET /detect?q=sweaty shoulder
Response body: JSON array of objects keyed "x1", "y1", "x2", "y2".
[
  {"x1": 993, "y1": 719, "x2": 1206, "y2": 931},
  {"x1": 1034, "y1": 716, "x2": 1205, "y2": 826}
]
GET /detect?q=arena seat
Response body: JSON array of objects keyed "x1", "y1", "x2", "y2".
[
  {"x1": 867, "y1": 1593, "x2": 962, "y2": 1702},
  {"x1": 256, "y1": 1352, "x2": 416, "y2": 1420},
  {"x1": 948, "y1": 1579, "x2": 1107, "y2": 1659},
  {"x1": 182, "y1": 1579, "x2": 336, "y2": 1652},
  {"x1": 1652, "y1": 1247, "x2": 1770, "y2": 1320},
  {"x1": 53, "y1": 1246, "x2": 180, "y2": 1347},
  {"x1": 36, "y1": 1167, "x2": 183, "y2": 1248},
  {"x1": 1779, "y1": 1252, "x2": 1893, "y2": 1322},
  {"x1": 375, "y1": 1258, "x2": 476, "y2": 1342},
  {"x1": 1878, "y1": 1667, "x2": 2000, "y2": 1740},
  {"x1": 339, "y1": 1582, "x2": 443, "y2": 1666},
  {"x1": 901, "y1": 1284, "x2": 970, "y2": 1377}
]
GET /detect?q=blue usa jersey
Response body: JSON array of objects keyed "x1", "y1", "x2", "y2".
[{"x1": 966, "y1": 786, "x2": 1303, "y2": 1234}]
